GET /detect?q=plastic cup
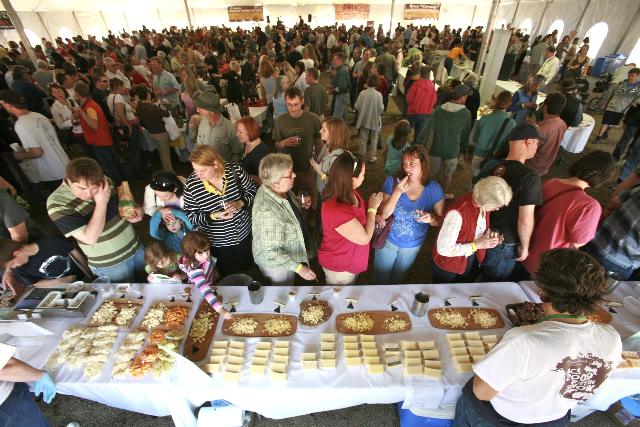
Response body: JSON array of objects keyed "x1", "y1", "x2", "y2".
[{"x1": 92, "y1": 276, "x2": 113, "y2": 297}]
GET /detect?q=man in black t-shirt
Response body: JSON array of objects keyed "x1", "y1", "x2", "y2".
[
  {"x1": 480, "y1": 123, "x2": 544, "y2": 281},
  {"x1": 1, "y1": 237, "x2": 89, "y2": 287}
]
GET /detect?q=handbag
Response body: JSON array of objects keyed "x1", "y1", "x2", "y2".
[
  {"x1": 163, "y1": 115, "x2": 181, "y2": 140},
  {"x1": 371, "y1": 178, "x2": 398, "y2": 250}
]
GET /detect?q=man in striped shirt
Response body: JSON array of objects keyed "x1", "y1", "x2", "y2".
[{"x1": 47, "y1": 158, "x2": 146, "y2": 283}]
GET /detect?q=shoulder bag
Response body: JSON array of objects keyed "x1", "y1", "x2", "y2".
[{"x1": 371, "y1": 178, "x2": 398, "y2": 250}]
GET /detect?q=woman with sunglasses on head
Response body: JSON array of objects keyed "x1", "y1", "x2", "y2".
[
  {"x1": 143, "y1": 171, "x2": 187, "y2": 223},
  {"x1": 373, "y1": 145, "x2": 445, "y2": 285},
  {"x1": 318, "y1": 152, "x2": 385, "y2": 285}
]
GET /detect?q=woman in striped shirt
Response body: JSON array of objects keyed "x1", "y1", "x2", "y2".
[{"x1": 183, "y1": 145, "x2": 258, "y2": 277}]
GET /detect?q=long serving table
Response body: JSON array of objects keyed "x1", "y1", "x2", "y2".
[
  {"x1": 5, "y1": 281, "x2": 639, "y2": 426},
  {"x1": 518, "y1": 280, "x2": 640, "y2": 411}
]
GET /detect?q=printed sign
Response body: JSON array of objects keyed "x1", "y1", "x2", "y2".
[
  {"x1": 404, "y1": 4, "x2": 441, "y2": 20},
  {"x1": 0, "y1": 12, "x2": 14, "y2": 29},
  {"x1": 334, "y1": 5, "x2": 370, "y2": 21},
  {"x1": 228, "y1": 6, "x2": 264, "y2": 22}
]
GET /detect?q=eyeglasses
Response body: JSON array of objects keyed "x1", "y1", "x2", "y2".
[{"x1": 345, "y1": 151, "x2": 357, "y2": 173}]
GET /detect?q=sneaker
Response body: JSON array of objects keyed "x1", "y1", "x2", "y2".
[
  {"x1": 368, "y1": 157, "x2": 377, "y2": 163},
  {"x1": 595, "y1": 108, "x2": 604, "y2": 114},
  {"x1": 603, "y1": 131, "x2": 610, "y2": 140},
  {"x1": 593, "y1": 135, "x2": 603, "y2": 145}
]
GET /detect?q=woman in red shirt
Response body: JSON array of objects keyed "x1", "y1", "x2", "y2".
[{"x1": 318, "y1": 152, "x2": 384, "y2": 285}]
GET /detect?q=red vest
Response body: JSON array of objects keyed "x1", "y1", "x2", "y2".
[
  {"x1": 81, "y1": 98, "x2": 114, "y2": 147},
  {"x1": 432, "y1": 192, "x2": 489, "y2": 275}
]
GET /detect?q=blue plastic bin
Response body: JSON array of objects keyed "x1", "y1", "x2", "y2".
[
  {"x1": 590, "y1": 58, "x2": 605, "y2": 76},
  {"x1": 621, "y1": 395, "x2": 640, "y2": 417},
  {"x1": 398, "y1": 402, "x2": 454, "y2": 427}
]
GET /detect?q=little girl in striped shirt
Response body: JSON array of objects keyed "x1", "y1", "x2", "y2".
[{"x1": 179, "y1": 231, "x2": 233, "y2": 319}]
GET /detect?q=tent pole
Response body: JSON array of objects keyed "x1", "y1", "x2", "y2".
[
  {"x1": 474, "y1": 0, "x2": 501, "y2": 76},
  {"x1": 0, "y1": 30, "x2": 9, "y2": 46},
  {"x1": 510, "y1": 0, "x2": 521, "y2": 28},
  {"x1": 72, "y1": 11, "x2": 85, "y2": 38},
  {"x1": 574, "y1": 0, "x2": 591, "y2": 33},
  {"x1": 99, "y1": 11, "x2": 108, "y2": 34},
  {"x1": 36, "y1": 10, "x2": 54, "y2": 42},
  {"x1": 123, "y1": 12, "x2": 130, "y2": 34},
  {"x1": 184, "y1": 0, "x2": 193, "y2": 30},
  {"x1": 470, "y1": 5, "x2": 477, "y2": 28},
  {"x1": 532, "y1": 0, "x2": 550, "y2": 39},
  {"x1": 389, "y1": 0, "x2": 395, "y2": 37},
  {"x1": 157, "y1": 9, "x2": 163, "y2": 30},
  {"x1": 614, "y1": 6, "x2": 640, "y2": 53},
  {"x1": 0, "y1": 0, "x2": 38, "y2": 66}
]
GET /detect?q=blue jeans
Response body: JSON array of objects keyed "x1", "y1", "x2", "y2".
[
  {"x1": 407, "y1": 114, "x2": 429, "y2": 145},
  {"x1": 373, "y1": 240, "x2": 422, "y2": 285},
  {"x1": 431, "y1": 255, "x2": 479, "y2": 284},
  {"x1": 0, "y1": 382, "x2": 51, "y2": 427},
  {"x1": 481, "y1": 243, "x2": 519, "y2": 282},
  {"x1": 453, "y1": 393, "x2": 493, "y2": 427},
  {"x1": 92, "y1": 145, "x2": 126, "y2": 187},
  {"x1": 612, "y1": 122, "x2": 640, "y2": 161},
  {"x1": 581, "y1": 243, "x2": 637, "y2": 280},
  {"x1": 618, "y1": 129, "x2": 640, "y2": 182},
  {"x1": 90, "y1": 244, "x2": 146, "y2": 283},
  {"x1": 384, "y1": 81, "x2": 394, "y2": 112},
  {"x1": 333, "y1": 93, "x2": 349, "y2": 127},
  {"x1": 129, "y1": 124, "x2": 147, "y2": 179}
]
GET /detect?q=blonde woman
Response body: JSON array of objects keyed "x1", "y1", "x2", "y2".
[
  {"x1": 259, "y1": 60, "x2": 278, "y2": 106},
  {"x1": 181, "y1": 74, "x2": 201, "y2": 119},
  {"x1": 272, "y1": 76, "x2": 290, "y2": 122},
  {"x1": 305, "y1": 43, "x2": 319, "y2": 68},
  {"x1": 282, "y1": 61, "x2": 296, "y2": 86}
]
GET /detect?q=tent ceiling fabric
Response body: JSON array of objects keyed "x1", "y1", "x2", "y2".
[{"x1": 3, "y1": 0, "x2": 639, "y2": 62}]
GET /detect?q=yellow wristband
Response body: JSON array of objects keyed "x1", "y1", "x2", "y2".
[
  {"x1": 210, "y1": 213, "x2": 218, "y2": 221},
  {"x1": 321, "y1": 173, "x2": 327, "y2": 181},
  {"x1": 367, "y1": 208, "x2": 377, "y2": 214},
  {"x1": 295, "y1": 263, "x2": 303, "y2": 273},
  {"x1": 522, "y1": 103, "x2": 525, "y2": 108},
  {"x1": 471, "y1": 241, "x2": 477, "y2": 252}
]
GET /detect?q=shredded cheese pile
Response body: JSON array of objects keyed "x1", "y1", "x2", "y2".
[
  {"x1": 433, "y1": 309, "x2": 468, "y2": 328},
  {"x1": 383, "y1": 315, "x2": 409, "y2": 332},
  {"x1": 230, "y1": 317, "x2": 259, "y2": 334},
  {"x1": 469, "y1": 309, "x2": 498, "y2": 328},
  {"x1": 263, "y1": 316, "x2": 292, "y2": 335},
  {"x1": 341, "y1": 312, "x2": 374, "y2": 332}
]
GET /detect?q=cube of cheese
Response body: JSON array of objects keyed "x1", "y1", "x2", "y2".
[
  {"x1": 228, "y1": 348, "x2": 244, "y2": 358},
  {"x1": 273, "y1": 355, "x2": 289, "y2": 364},
  {"x1": 302, "y1": 361, "x2": 317, "y2": 370},
  {"x1": 445, "y1": 334, "x2": 463, "y2": 342},
  {"x1": 212, "y1": 341, "x2": 228, "y2": 349},
  {"x1": 320, "y1": 351, "x2": 336, "y2": 359},
  {"x1": 452, "y1": 355, "x2": 470, "y2": 365},
  {"x1": 209, "y1": 355, "x2": 226, "y2": 364},
  {"x1": 223, "y1": 372, "x2": 240, "y2": 382},
  {"x1": 364, "y1": 356, "x2": 380, "y2": 366},
  {"x1": 203, "y1": 363, "x2": 221, "y2": 373},
  {"x1": 486, "y1": 343, "x2": 496, "y2": 352},
  {"x1": 211, "y1": 349, "x2": 227, "y2": 356},
  {"x1": 482, "y1": 335, "x2": 498, "y2": 344},
  {"x1": 229, "y1": 341, "x2": 245, "y2": 350},
  {"x1": 424, "y1": 360, "x2": 442, "y2": 369},
  {"x1": 270, "y1": 371, "x2": 287, "y2": 381},
  {"x1": 321, "y1": 333, "x2": 335, "y2": 342},
  {"x1": 418, "y1": 341, "x2": 435, "y2": 350},
  {"x1": 467, "y1": 340, "x2": 484, "y2": 348},
  {"x1": 344, "y1": 350, "x2": 360, "y2": 358},
  {"x1": 343, "y1": 336, "x2": 358, "y2": 343},
  {"x1": 360, "y1": 334, "x2": 375, "y2": 342},
  {"x1": 451, "y1": 347, "x2": 468, "y2": 356},
  {"x1": 401, "y1": 341, "x2": 416, "y2": 350},
  {"x1": 225, "y1": 363, "x2": 242, "y2": 373},
  {"x1": 469, "y1": 347, "x2": 485, "y2": 356},
  {"x1": 464, "y1": 332, "x2": 481, "y2": 341},
  {"x1": 471, "y1": 355, "x2": 485, "y2": 363},
  {"x1": 274, "y1": 341, "x2": 290, "y2": 348},
  {"x1": 274, "y1": 348, "x2": 289, "y2": 356},
  {"x1": 270, "y1": 362, "x2": 286, "y2": 373},
  {"x1": 346, "y1": 357, "x2": 361, "y2": 367},
  {"x1": 361, "y1": 342, "x2": 377, "y2": 349},
  {"x1": 456, "y1": 363, "x2": 474, "y2": 373},
  {"x1": 405, "y1": 364, "x2": 423, "y2": 376},
  {"x1": 422, "y1": 350, "x2": 440, "y2": 360},
  {"x1": 368, "y1": 364, "x2": 384, "y2": 374},
  {"x1": 251, "y1": 357, "x2": 267, "y2": 366},
  {"x1": 254, "y1": 349, "x2": 270, "y2": 358},
  {"x1": 227, "y1": 355, "x2": 244, "y2": 365},
  {"x1": 320, "y1": 359, "x2": 336, "y2": 369},
  {"x1": 301, "y1": 353, "x2": 316, "y2": 361},
  {"x1": 256, "y1": 342, "x2": 271, "y2": 350},
  {"x1": 363, "y1": 349, "x2": 378, "y2": 357},
  {"x1": 447, "y1": 341, "x2": 465, "y2": 349},
  {"x1": 344, "y1": 343, "x2": 359, "y2": 350},
  {"x1": 404, "y1": 358, "x2": 422, "y2": 366},
  {"x1": 321, "y1": 342, "x2": 335, "y2": 351},
  {"x1": 404, "y1": 350, "x2": 421, "y2": 359},
  {"x1": 249, "y1": 364, "x2": 266, "y2": 374},
  {"x1": 423, "y1": 367, "x2": 442, "y2": 378}
]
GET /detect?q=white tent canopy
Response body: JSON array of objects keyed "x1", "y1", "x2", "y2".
[{"x1": 3, "y1": 0, "x2": 640, "y2": 65}]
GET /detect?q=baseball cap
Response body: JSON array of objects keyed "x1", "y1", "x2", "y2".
[
  {"x1": 453, "y1": 85, "x2": 470, "y2": 97},
  {"x1": 0, "y1": 90, "x2": 26, "y2": 106},
  {"x1": 507, "y1": 123, "x2": 548, "y2": 143}
]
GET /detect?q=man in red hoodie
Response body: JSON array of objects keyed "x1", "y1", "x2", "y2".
[{"x1": 406, "y1": 66, "x2": 437, "y2": 144}]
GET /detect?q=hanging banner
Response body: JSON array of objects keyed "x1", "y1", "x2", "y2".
[
  {"x1": 0, "y1": 12, "x2": 14, "y2": 30},
  {"x1": 334, "y1": 5, "x2": 370, "y2": 21},
  {"x1": 228, "y1": 6, "x2": 264, "y2": 22},
  {"x1": 367, "y1": 21, "x2": 374, "y2": 27},
  {"x1": 404, "y1": 4, "x2": 441, "y2": 20}
]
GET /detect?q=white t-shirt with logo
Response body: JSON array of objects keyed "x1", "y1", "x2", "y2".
[
  {"x1": 0, "y1": 343, "x2": 17, "y2": 405},
  {"x1": 15, "y1": 112, "x2": 70, "y2": 182},
  {"x1": 474, "y1": 320, "x2": 622, "y2": 424}
]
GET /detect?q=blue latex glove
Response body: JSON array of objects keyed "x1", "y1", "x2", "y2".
[{"x1": 34, "y1": 372, "x2": 56, "y2": 404}]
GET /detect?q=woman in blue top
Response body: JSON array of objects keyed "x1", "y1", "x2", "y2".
[
  {"x1": 506, "y1": 75, "x2": 545, "y2": 124},
  {"x1": 272, "y1": 76, "x2": 290, "y2": 123},
  {"x1": 150, "y1": 208, "x2": 194, "y2": 253},
  {"x1": 373, "y1": 145, "x2": 445, "y2": 285}
]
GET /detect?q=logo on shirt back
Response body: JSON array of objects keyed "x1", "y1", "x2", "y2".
[
  {"x1": 553, "y1": 353, "x2": 615, "y2": 401},
  {"x1": 494, "y1": 165, "x2": 506, "y2": 177}
]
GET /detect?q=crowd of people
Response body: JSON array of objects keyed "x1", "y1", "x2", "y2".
[{"x1": 0, "y1": 19, "x2": 636, "y2": 427}]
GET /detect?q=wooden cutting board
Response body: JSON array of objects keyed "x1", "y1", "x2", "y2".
[
  {"x1": 335, "y1": 311, "x2": 412, "y2": 334},
  {"x1": 506, "y1": 302, "x2": 613, "y2": 326},
  {"x1": 87, "y1": 297, "x2": 145, "y2": 328},
  {"x1": 220, "y1": 314, "x2": 297, "y2": 337},
  {"x1": 138, "y1": 300, "x2": 194, "y2": 331},
  {"x1": 428, "y1": 307, "x2": 505, "y2": 330},
  {"x1": 182, "y1": 298, "x2": 221, "y2": 362}
]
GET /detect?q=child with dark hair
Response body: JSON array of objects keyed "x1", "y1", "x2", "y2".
[
  {"x1": 144, "y1": 241, "x2": 185, "y2": 283},
  {"x1": 149, "y1": 207, "x2": 193, "y2": 253},
  {"x1": 178, "y1": 231, "x2": 233, "y2": 318},
  {"x1": 383, "y1": 120, "x2": 411, "y2": 177}
]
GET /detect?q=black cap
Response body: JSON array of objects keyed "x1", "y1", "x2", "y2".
[
  {"x1": 507, "y1": 123, "x2": 548, "y2": 143},
  {"x1": 0, "y1": 90, "x2": 26, "y2": 106}
]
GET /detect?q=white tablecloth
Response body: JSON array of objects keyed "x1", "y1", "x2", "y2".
[
  {"x1": 397, "y1": 67, "x2": 408, "y2": 94},
  {"x1": 561, "y1": 114, "x2": 596, "y2": 153},
  {"x1": 450, "y1": 64, "x2": 472, "y2": 81},
  {"x1": 248, "y1": 106, "x2": 268, "y2": 127}
]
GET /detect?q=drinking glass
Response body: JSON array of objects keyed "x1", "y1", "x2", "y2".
[{"x1": 92, "y1": 276, "x2": 114, "y2": 297}]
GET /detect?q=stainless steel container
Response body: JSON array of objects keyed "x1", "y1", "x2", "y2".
[
  {"x1": 411, "y1": 292, "x2": 430, "y2": 317},
  {"x1": 248, "y1": 281, "x2": 264, "y2": 305},
  {"x1": 605, "y1": 272, "x2": 624, "y2": 294}
]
